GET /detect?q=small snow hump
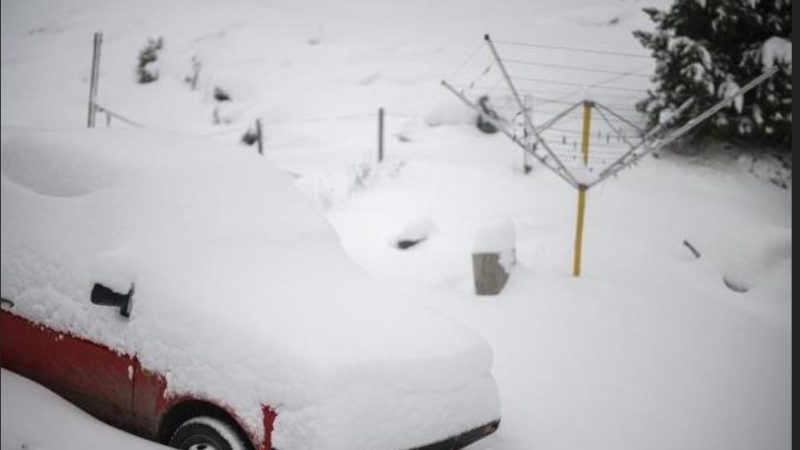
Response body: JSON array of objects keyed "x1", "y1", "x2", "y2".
[
  {"x1": 394, "y1": 218, "x2": 434, "y2": 250},
  {"x1": 722, "y1": 276, "x2": 749, "y2": 293}
]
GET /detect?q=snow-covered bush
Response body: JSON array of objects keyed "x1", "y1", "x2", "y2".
[
  {"x1": 136, "y1": 37, "x2": 163, "y2": 84},
  {"x1": 476, "y1": 95, "x2": 500, "y2": 134},
  {"x1": 633, "y1": 0, "x2": 791, "y2": 151},
  {"x1": 213, "y1": 86, "x2": 232, "y2": 101},
  {"x1": 184, "y1": 56, "x2": 202, "y2": 90},
  {"x1": 241, "y1": 126, "x2": 259, "y2": 146},
  {"x1": 348, "y1": 162, "x2": 374, "y2": 191}
]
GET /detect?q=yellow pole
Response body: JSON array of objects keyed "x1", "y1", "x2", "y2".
[
  {"x1": 573, "y1": 185, "x2": 587, "y2": 277},
  {"x1": 580, "y1": 101, "x2": 592, "y2": 166},
  {"x1": 573, "y1": 101, "x2": 592, "y2": 277}
]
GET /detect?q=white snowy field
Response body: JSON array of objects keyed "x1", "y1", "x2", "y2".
[{"x1": 1, "y1": 0, "x2": 791, "y2": 449}]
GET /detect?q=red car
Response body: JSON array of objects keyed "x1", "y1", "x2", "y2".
[{"x1": 1, "y1": 127, "x2": 500, "y2": 450}]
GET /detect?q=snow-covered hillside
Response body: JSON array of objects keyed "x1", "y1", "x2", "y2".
[{"x1": 1, "y1": 0, "x2": 791, "y2": 449}]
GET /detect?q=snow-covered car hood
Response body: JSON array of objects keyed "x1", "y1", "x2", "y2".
[{"x1": 1, "y1": 127, "x2": 500, "y2": 448}]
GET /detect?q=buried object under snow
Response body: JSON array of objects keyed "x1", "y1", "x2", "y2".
[
  {"x1": 395, "y1": 218, "x2": 435, "y2": 250},
  {"x1": 0, "y1": 127, "x2": 500, "y2": 450}
]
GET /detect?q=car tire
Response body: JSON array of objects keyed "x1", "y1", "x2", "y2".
[{"x1": 168, "y1": 416, "x2": 251, "y2": 450}]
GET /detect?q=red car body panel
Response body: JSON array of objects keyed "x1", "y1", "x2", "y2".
[
  {"x1": 0, "y1": 310, "x2": 274, "y2": 450},
  {"x1": 0, "y1": 311, "x2": 134, "y2": 427}
]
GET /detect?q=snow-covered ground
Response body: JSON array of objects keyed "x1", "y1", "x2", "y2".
[
  {"x1": 1, "y1": 369, "x2": 169, "y2": 450},
  {"x1": 1, "y1": 0, "x2": 791, "y2": 449}
]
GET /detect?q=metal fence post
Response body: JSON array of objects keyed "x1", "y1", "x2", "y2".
[
  {"x1": 378, "y1": 108, "x2": 384, "y2": 163},
  {"x1": 256, "y1": 119, "x2": 264, "y2": 155},
  {"x1": 87, "y1": 32, "x2": 102, "y2": 128}
]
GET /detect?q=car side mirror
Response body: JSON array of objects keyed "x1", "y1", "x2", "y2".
[
  {"x1": 1, "y1": 297, "x2": 14, "y2": 310},
  {"x1": 91, "y1": 283, "x2": 134, "y2": 318}
]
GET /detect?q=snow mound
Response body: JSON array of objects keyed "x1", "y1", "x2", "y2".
[
  {"x1": 425, "y1": 101, "x2": 477, "y2": 127},
  {"x1": 689, "y1": 224, "x2": 792, "y2": 295},
  {"x1": 395, "y1": 218, "x2": 435, "y2": 249},
  {"x1": 717, "y1": 226, "x2": 791, "y2": 294},
  {"x1": 0, "y1": 129, "x2": 136, "y2": 197},
  {"x1": 737, "y1": 152, "x2": 792, "y2": 189},
  {"x1": 473, "y1": 219, "x2": 515, "y2": 254},
  {"x1": 474, "y1": 220, "x2": 516, "y2": 272}
]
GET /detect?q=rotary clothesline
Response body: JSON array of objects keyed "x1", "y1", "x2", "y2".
[{"x1": 442, "y1": 34, "x2": 780, "y2": 277}]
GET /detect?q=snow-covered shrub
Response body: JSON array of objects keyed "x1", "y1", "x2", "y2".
[
  {"x1": 348, "y1": 162, "x2": 374, "y2": 191},
  {"x1": 633, "y1": 0, "x2": 791, "y2": 151},
  {"x1": 212, "y1": 103, "x2": 243, "y2": 125},
  {"x1": 213, "y1": 86, "x2": 232, "y2": 101},
  {"x1": 241, "y1": 127, "x2": 259, "y2": 146},
  {"x1": 184, "y1": 56, "x2": 202, "y2": 90},
  {"x1": 136, "y1": 37, "x2": 163, "y2": 84},
  {"x1": 476, "y1": 95, "x2": 500, "y2": 134}
]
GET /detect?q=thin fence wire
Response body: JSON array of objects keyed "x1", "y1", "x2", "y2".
[
  {"x1": 93, "y1": 101, "x2": 422, "y2": 136},
  {"x1": 94, "y1": 103, "x2": 145, "y2": 127}
]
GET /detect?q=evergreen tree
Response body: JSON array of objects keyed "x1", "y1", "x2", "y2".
[{"x1": 633, "y1": 0, "x2": 791, "y2": 151}]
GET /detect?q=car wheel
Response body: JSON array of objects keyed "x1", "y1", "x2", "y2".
[{"x1": 168, "y1": 416, "x2": 251, "y2": 450}]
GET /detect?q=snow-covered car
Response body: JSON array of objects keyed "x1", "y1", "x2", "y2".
[{"x1": 0, "y1": 127, "x2": 501, "y2": 450}]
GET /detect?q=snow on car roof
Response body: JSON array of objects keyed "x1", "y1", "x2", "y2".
[{"x1": 1, "y1": 127, "x2": 499, "y2": 448}]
